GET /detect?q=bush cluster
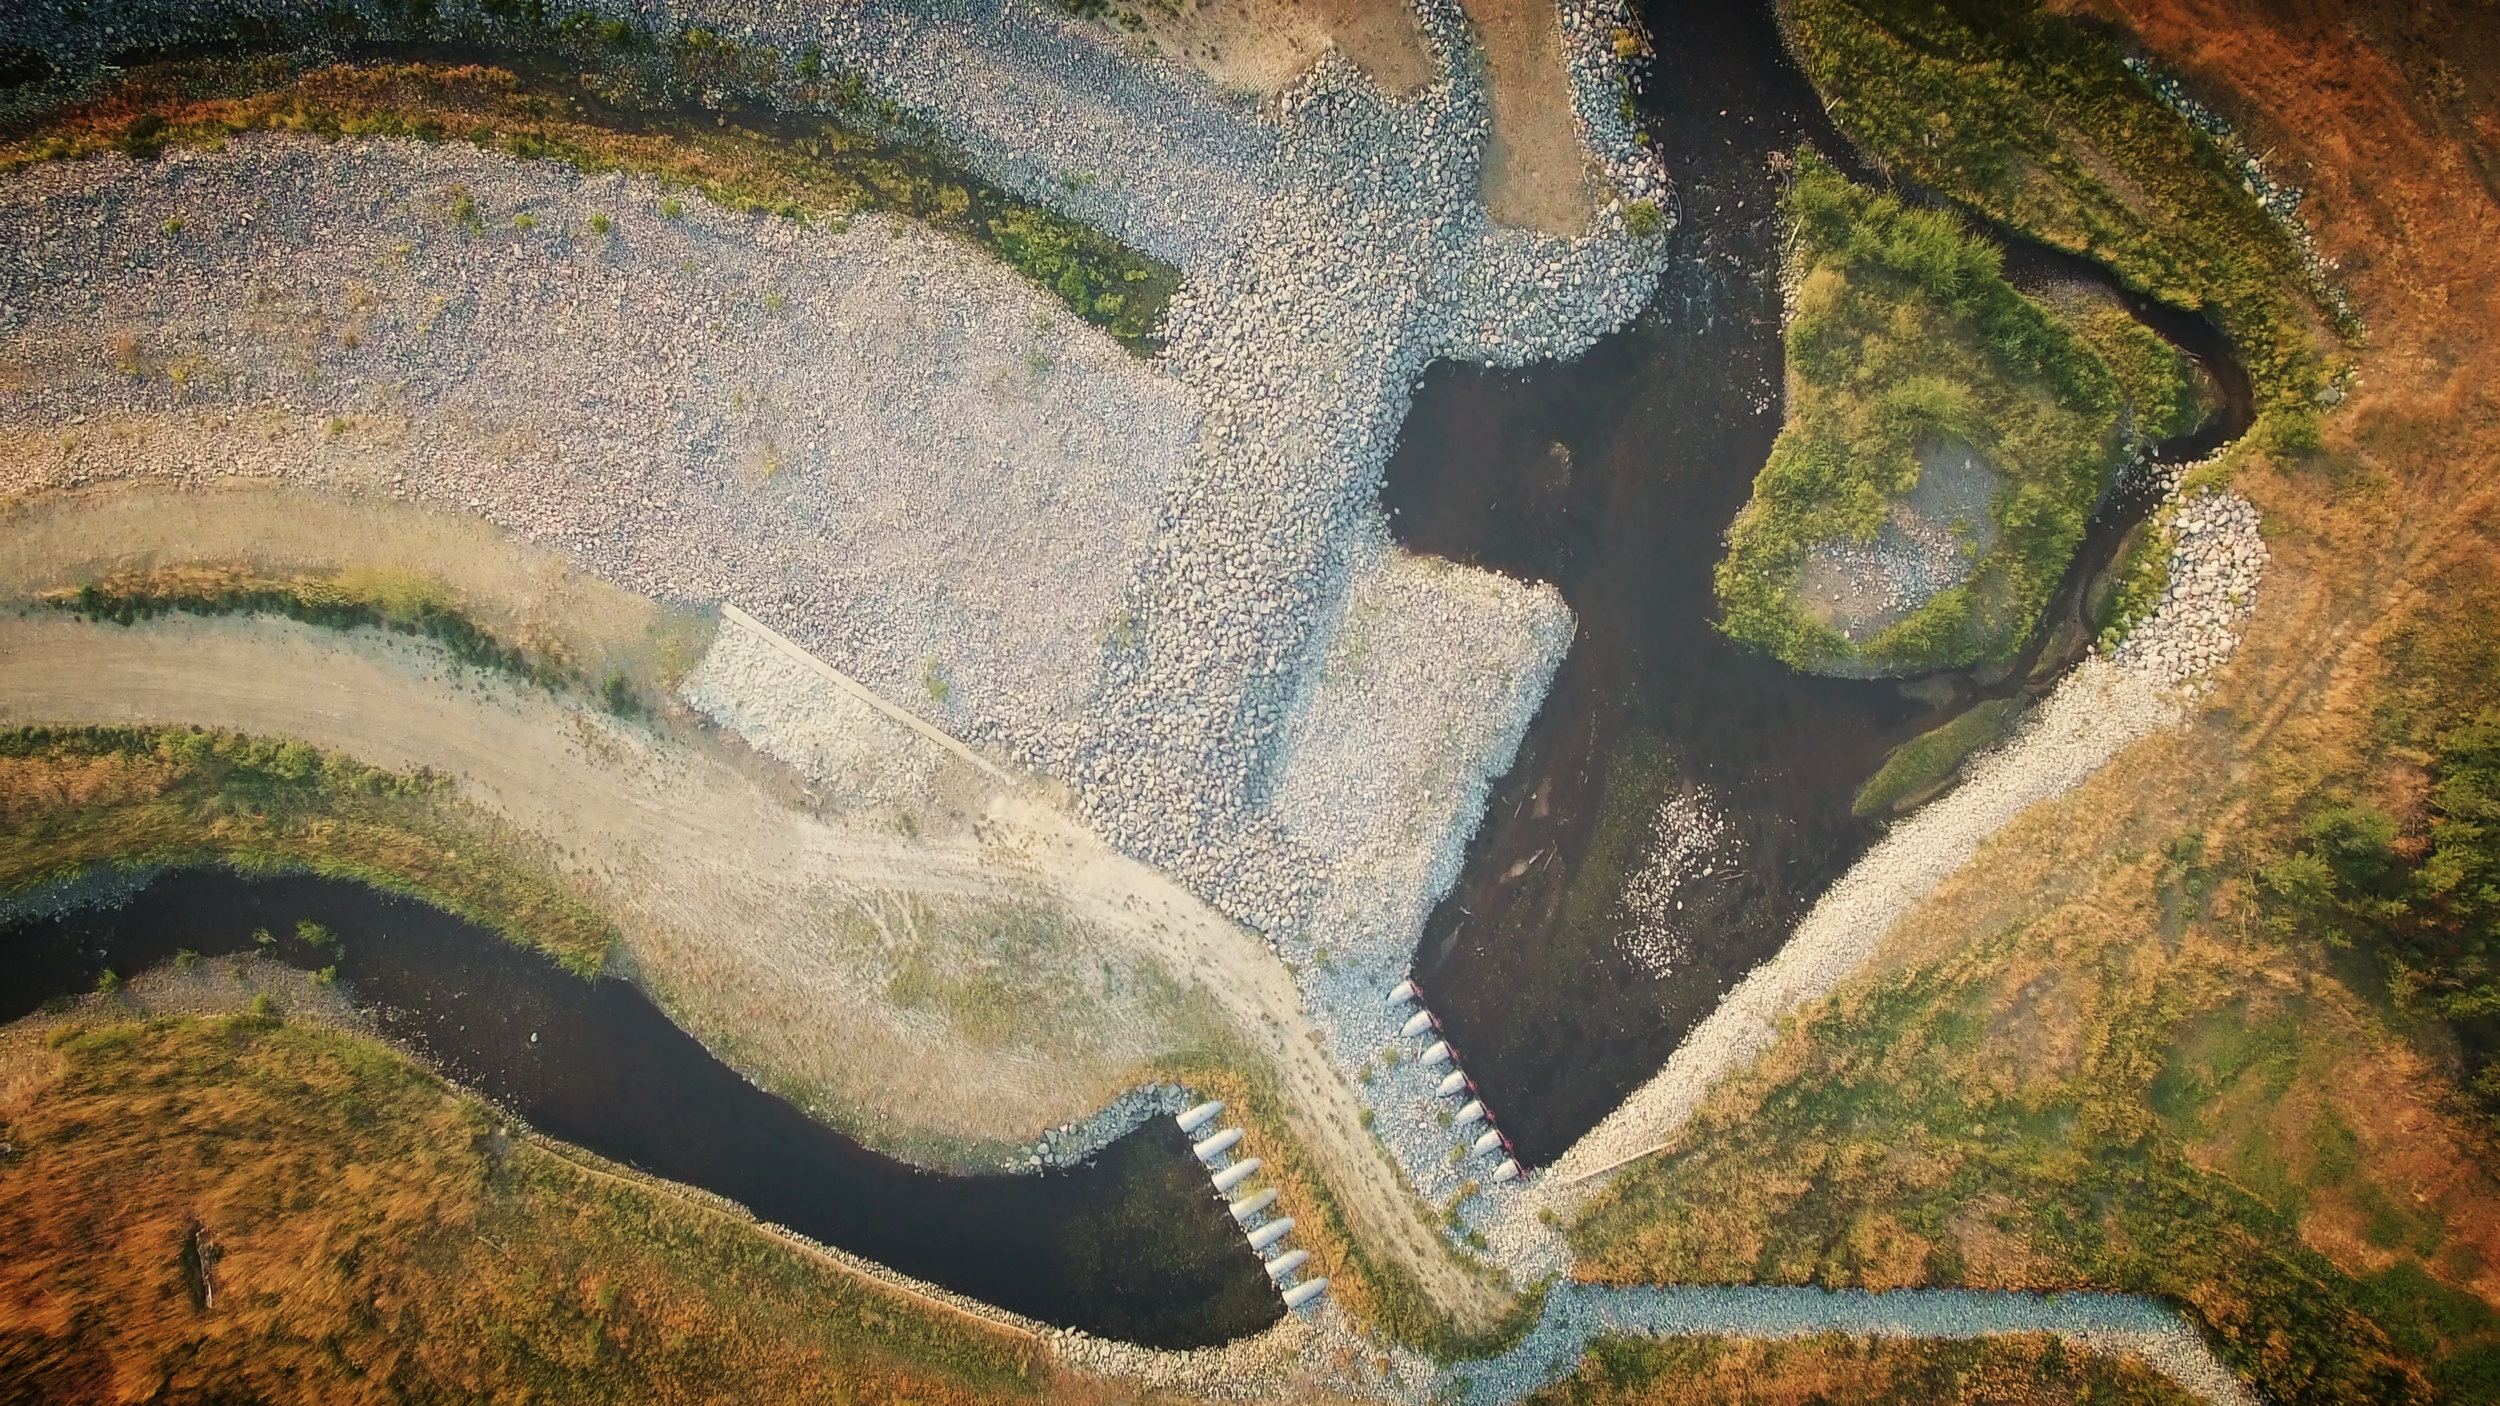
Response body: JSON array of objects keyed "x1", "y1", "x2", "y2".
[
  {"x1": 2261, "y1": 713, "x2": 2500, "y2": 1110},
  {"x1": 1788, "y1": 0, "x2": 2338, "y2": 459},
  {"x1": 1716, "y1": 153, "x2": 2124, "y2": 674}
]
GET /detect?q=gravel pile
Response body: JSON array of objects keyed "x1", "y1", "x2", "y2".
[
  {"x1": 0, "y1": 139, "x2": 1192, "y2": 754},
  {"x1": 680, "y1": 618, "x2": 939, "y2": 808},
  {"x1": 1060, "y1": 0, "x2": 1671, "y2": 938},
  {"x1": 1257, "y1": 539, "x2": 1572, "y2": 1234},
  {"x1": 1432, "y1": 1284, "x2": 2258, "y2": 1406},
  {"x1": 2112, "y1": 483, "x2": 2267, "y2": 692}
]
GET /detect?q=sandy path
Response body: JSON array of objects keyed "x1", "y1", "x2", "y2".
[{"x1": 0, "y1": 611, "x2": 1505, "y2": 1329}]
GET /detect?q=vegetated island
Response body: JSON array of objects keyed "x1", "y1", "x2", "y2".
[{"x1": 1714, "y1": 152, "x2": 2205, "y2": 678}]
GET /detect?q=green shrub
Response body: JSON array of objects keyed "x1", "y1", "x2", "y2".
[
  {"x1": 1787, "y1": 0, "x2": 2338, "y2": 467},
  {"x1": 1852, "y1": 697, "x2": 2024, "y2": 815},
  {"x1": 1717, "y1": 153, "x2": 2122, "y2": 675}
]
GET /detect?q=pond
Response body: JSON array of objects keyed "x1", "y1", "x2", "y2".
[
  {"x1": 1390, "y1": 0, "x2": 2252, "y2": 1165},
  {"x1": 0, "y1": 869, "x2": 1282, "y2": 1348}
]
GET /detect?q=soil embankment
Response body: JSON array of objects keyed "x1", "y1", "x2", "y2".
[{"x1": 0, "y1": 609, "x2": 1511, "y2": 1331}]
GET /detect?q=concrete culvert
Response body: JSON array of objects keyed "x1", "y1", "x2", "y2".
[
  {"x1": 1420, "y1": 1040, "x2": 1452, "y2": 1067},
  {"x1": 1175, "y1": 1100, "x2": 1224, "y2": 1135},
  {"x1": 1192, "y1": 1127, "x2": 1244, "y2": 1161},
  {"x1": 1281, "y1": 1278, "x2": 1330, "y2": 1310},
  {"x1": 1263, "y1": 1249, "x2": 1311, "y2": 1281},
  {"x1": 1436, "y1": 1069, "x2": 1470, "y2": 1097},
  {"x1": 1246, "y1": 1217, "x2": 1294, "y2": 1251},
  {"x1": 1228, "y1": 1188, "x2": 1278, "y2": 1223},
  {"x1": 1211, "y1": 1158, "x2": 1262, "y2": 1193},
  {"x1": 1400, "y1": 1009, "x2": 1435, "y2": 1038},
  {"x1": 1385, "y1": 980, "x2": 1418, "y2": 1005}
]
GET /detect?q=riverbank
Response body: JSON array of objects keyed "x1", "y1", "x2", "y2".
[
  {"x1": 1544, "y1": 1, "x2": 2500, "y2": 1401},
  {"x1": 0, "y1": 613, "x2": 1201, "y2": 1166},
  {"x1": 0, "y1": 1007, "x2": 1057, "y2": 1401}
]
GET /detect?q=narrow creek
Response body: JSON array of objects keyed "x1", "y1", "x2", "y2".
[
  {"x1": 1391, "y1": 0, "x2": 2252, "y2": 1166},
  {"x1": 0, "y1": 869, "x2": 1282, "y2": 1348}
]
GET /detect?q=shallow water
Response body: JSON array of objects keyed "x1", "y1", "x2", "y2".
[
  {"x1": 1393, "y1": 0, "x2": 2252, "y2": 1165},
  {"x1": 0, "y1": 869, "x2": 1281, "y2": 1348}
]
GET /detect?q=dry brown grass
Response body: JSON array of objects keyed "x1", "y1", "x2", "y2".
[
  {"x1": 1571, "y1": 3, "x2": 2500, "y2": 1398},
  {"x1": 0, "y1": 1014, "x2": 1058, "y2": 1404},
  {"x1": 1526, "y1": 1331, "x2": 2199, "y2": 1406}
]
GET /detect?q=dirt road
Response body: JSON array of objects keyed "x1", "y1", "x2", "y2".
[{"x1": 0, "y1": 611, "x2": 1506, "y2": 1330}]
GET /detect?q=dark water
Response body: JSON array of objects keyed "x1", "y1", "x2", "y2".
[
  {"x1": 1, "y1": 870, "x2": 1281, "y2": 1348},
  {"x1": 1393, "y1": 0, "x2": 2252, "y2": 1165}
]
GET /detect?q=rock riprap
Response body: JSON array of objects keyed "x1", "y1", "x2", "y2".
[{"x1": 0, "y1": 140, "x2": 1190, "y2": 752}]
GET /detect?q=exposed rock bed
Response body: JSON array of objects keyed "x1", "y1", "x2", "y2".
[
  {"x1": 680, "y1": 618, "x2": 940, "y2": 808},
  {"x1": 0, "y1": 140, "x2": 1190, "y2": 748},
  {"x1": 1797, "y1": 440, "x2": 2003, "y2": 647},
  {"x1": 2112, "y1": 481, "x2": 2268, "y2": 692}
]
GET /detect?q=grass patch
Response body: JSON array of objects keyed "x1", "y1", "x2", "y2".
[
  {"x1": 45, "y1": 562, "x2": 570, "y2": 690},
  {"x1": 1787, "y1": 0, "x2": 2342, "y2": 460},
  {"x1": 1527, "y1": 1331, "x2": 2198, "y2": 1405},
  {"x1": 1852, "y1": 697, "x2": 2024, "y2": 816},
  {"x1": 0, "y1": 725, "x2": 612, "y2": 977},
  {"x1": 1717, "y1": 153, "x2": 2137, "y2": 674},
  {"x1": 0, "y1": 1014, "x2": 1045, "y2": 1401},
  {"x1": 1565, "y1": 911, "x2": 2488, "y2": 1401},
  {"x1": 2, "y1": 51, "x2": 1178, "y2": 350}
]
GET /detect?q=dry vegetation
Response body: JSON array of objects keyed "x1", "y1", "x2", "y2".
[
  {"x1": 1570, "y1": 0, "x2": 2500, "y2": 1403},
  {"x1": 1151, "y1": 1047, "x2": 1543, "y2": 1363},
  {"x1": 1526, "y1": 1332, "x2": 2198, "y2": 1406},
  {"x1": 0, "y1": 1013, "x2": 1066, "y2": 1403},
  {"x1": 0, "y1": 725, "x2": 614, "y2": 977}
]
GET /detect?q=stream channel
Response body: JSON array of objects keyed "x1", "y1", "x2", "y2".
[
  {"x1": 0, "y1": 869, "x2": 1282, "y2": 1348},
  {"x1": 1389, "y1": 0, "x2": 2252, "y2": 1166}
]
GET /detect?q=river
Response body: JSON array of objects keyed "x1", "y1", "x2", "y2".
[
  {"x1": 1391, "y1": 0, "x2": 2251, "y2": 1166},
  {"x1": 0, "y1": 868, "x2": 1282, "y2": 1348}
]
